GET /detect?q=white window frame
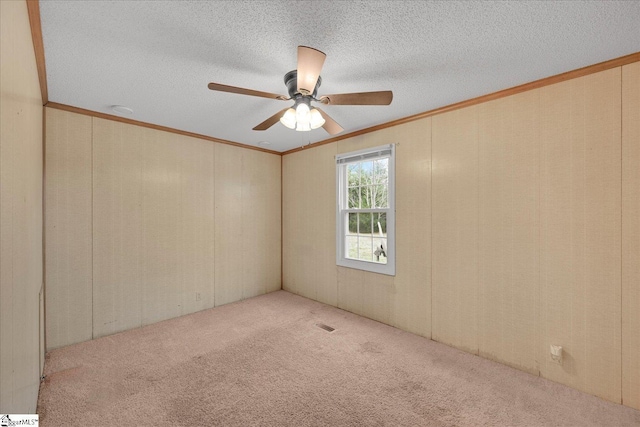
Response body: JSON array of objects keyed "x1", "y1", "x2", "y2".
[{"x1": 336, "y1": 144, "x2": 395, "y2": 276}]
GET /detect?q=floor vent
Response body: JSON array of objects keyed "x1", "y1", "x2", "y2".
[{"x1": 316, "y1": 323, "x2": 335, "y2": 332}]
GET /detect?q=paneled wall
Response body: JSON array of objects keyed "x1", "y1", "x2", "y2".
[
  {"x1": 45, "y1": 109, "x2": 281, "y2": 349},
  {"x1": 432, "y1": 107, "x2": 478, "y2": 353},
  {"x1": 45, "y1": 110, "x2": 92, "y2": 346},
  {"x1": 284, "y1": 119, "x2": 432, "y2": 338},
  {"x1": 214, "y1": 144, "x2": 281, "y2": 306},
  {"x1": 538, "y1": 67, "x2": 621, "y2": 403},
  {"x1": 282, "y1": 143, "x2": 338, "y2": 307},
  {"x1": 477, "y1": 90, "x2": 539, "y2": 374},
  {"x1": 282, "y1": 64, "x2": 640, "y2": 409},
  {"x1": 622, "y1": 61, "x2": 640, "y2": 410},
  {"x1": 0, "y1": 0, "x2": 44, "y2": 413}
]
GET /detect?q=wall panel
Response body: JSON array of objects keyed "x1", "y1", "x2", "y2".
[
  {"x1": 213, "y1": 144, "x2": 244, "y2": 306},
  {"x1": 390, "y1": 120, "x2": 431, "y2": 337},
  {"x1": 240, "y1": 148, "x2": 281, "y2": 299},
  {"x1": 92, "y1": 119, "x2": 145, "y2": 337},
  {"x1": 431, "y1": 106, "x2": 478, "y2": 353},
  {"x1": 139, "y1": 131, "x2": 215, "y2": 326},
  {"x1": 214, "y1": 144, "x2": 281, "y2": 305},
  {"x1": 172, "y1": 134, "x2": 216, "y2": 313},
  {"x1": 478, "y1": 91, "x2": 539, "y2": 374},
  {"x1": 92, "y1": 120, "x2": 217, "y2": 337},
  {"x1": 45, "y1": 108, "x2": 92, "y2": 349},
  {"x1": 282, "y1": 143, "x2": 338, "y2": 306},
  {"x1": 539, "y1": 67, "x2": 621, "y2": 403},
  {"x1": 336, "y1": 120, "x2": 432, "y2": 336},
  {"x1": 0, "y1": 0, "x2": 43, "y2": 412},
  {"x1": 336, "y1": 126, "x2": 394, "y2": 324},
  {"x1": 283, "y1": 118, "x2": 432, "y2": 338},
  {"x1": 622, "y1": 61, "x2": 640, "y2": 410},
  {"x1": 48, "y1": 112, "x2": 280, "y2": 345}
]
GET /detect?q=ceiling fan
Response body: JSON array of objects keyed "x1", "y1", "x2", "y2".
[{"x1": 207, "y1": 46, "x2": 393, "y2": 135}]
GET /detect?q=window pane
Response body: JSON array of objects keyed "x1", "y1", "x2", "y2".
[
  {"x1": 358, "y1": 236, "x2": 373, "y2": 261},
  {"x1": 348, "y1": 163, "x2": 359, "y2": 187},
  {"x1": 348, "y1": 187, "x2": 360, "y2": 209},
  {"x1": 360, "y1": 185, "x2": 373, "y2": 209},
  {"x1": 361, "y1": 161, "x2": 373, "y2": 186},
  {"x1": 348, "y1": 212, "x2": 358, "y2": 234},
  {"x1": 358, "y1": 212, "x2": 372, "y2": 235},
  {"x1": 373, "y1": 212, "x2": 387, "y2": 235},
  {"x1": 374, "y1": 238, "x2": 387, "y2": 264},
  {"x1": 373, "y1": 158, "x2": 388, "y2": 185},
  {"x1": 372, "y1": 185, "x2": 387, "y2": 208},
  {"x1": 346, "y1": 236, "x2": 358, "y2": 259}
]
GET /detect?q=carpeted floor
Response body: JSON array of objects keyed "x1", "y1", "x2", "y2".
[{"x1": 37, "y1": 290, "x2": 640, "y2": 426}]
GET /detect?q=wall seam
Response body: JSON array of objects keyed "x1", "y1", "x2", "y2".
[
  {"x1": 41, "y1": 106, "x2": 46, "y2": 358},
  {"x1": 0, "y1": 68, "x2": 2, "y2": 406},
  {"x1": 620, "y1": 65, "x2": 624, "y2": 405},
  {"x1": 430, "y1": 118, "x2": 433, "y2": 339},
  {"x1": 90, "y1": 117, "x2": 94, "y2": 340},
  {"x1": 212, "y1": 143, "x2": 216, "y2": 307},
  {"x1": 241, "y1": 152, "x2": 245, "y2": 300},
  {"x1": 281, "y1": 154, "x2": 283, "y2": 291},
  {"x1": 476, "y1": 106, "x2": 480, "y2": 355},
  {"x1": 536, "y1": 89, "x2": 542, "y2": 377}
]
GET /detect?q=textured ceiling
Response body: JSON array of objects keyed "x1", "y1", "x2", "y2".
[{"x1": 39, "y1": 0, "x2": 640, "y2": 152}]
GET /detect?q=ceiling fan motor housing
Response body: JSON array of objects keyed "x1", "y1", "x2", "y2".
[{"x1": 284, "y1": 70, "x2": 322, "y2": 100}]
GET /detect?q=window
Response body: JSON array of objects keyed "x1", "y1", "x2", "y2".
[{"x1": 336, "y1": 144, "x2": 395, "y2": 275}]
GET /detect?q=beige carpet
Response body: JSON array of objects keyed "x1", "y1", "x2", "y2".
[{"x1": 37, "y1": 290, "x2": 639, "y2": 426}]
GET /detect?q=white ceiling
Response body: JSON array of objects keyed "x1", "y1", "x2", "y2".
[{"x1": 39, "y1": 0, "x2": 640, "y2": 153}]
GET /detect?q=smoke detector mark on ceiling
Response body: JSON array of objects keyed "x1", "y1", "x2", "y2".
[
  {"x1": 316, "y1": 323, "x2": 335, "y2": 332},
  {"x1": 111, "y1": 105, "x2": 133, "y2": 115}
]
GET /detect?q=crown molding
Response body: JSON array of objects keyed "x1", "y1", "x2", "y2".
[
  {"x1": 282, "y1": 51, "x2": 640, "y2": 156},
  {"x1": 45, "y1": 102, "x2": 281, "y2": 155},
  {"x1": 27, "y1": 0, "x2": 48, "y2": 104}
]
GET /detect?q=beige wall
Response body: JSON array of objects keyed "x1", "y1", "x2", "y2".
[
  {"x1": 538, "y1": 67, "x2": 622, "y2": 403},
  {"x1": 45, "y1": 109, "x2": 281, "y2": 349},
  {"x1": 622, "y1": 61, "x2": 640, "y2": 410},
  {"x1": 0, "y1": 0, "x2": 44, "y2": 413},
  {"x1": 282, "y1": 64, "x2": 640, "y2": 409},
  {"x1": 283, "y1": 143, "x2": 338, "y2": 307},
  {"x1": 283, "y1": 119, "x2": 432, "y2": 338},
  {"x1": 478, "y1": 90, "x2": 539, "y2": 374},
  {"x1": 432, "y1": 106, "x2": 478, "y2": 353}
]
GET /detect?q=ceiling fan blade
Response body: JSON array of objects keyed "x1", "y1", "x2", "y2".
[
  {"x1": 253, "y1": 108, "x2": 290, "y2": 131},
  {"x1": 297, "y1": 46, "x2": 326, "y2": 95},
  {"x1": 315, "y1": 107, "x2": 344, "y2": 135},
  {"x1": 208, "y1": 82, "x2": 289, "y2": 100},
  {"x1": 319, "y1": 90, "x2": 393, "y2": 105}
]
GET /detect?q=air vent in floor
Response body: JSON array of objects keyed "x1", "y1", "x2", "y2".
[{"x1": 316, "y1": 323, "x2": 335, "y2": 332}]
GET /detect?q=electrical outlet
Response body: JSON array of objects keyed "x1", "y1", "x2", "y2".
[
  {"x1": 550, "y1": 345, "x2": 563, "y2": 364},
  {"x1": 195, "y1": 292, "x2": 201, "y2": 301}
]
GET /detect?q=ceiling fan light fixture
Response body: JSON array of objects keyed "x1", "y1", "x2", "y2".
[
  {"x1": 295, "y1": 102, "x2": 311, "y2": 125},
  {"x1": 209, "y1": 46, "x2": 387, "y2": 136},
  {"x1": 295, "y1": 122, "x2": 311, "y2": 132},
  {"x1": 281, "y1": 101, "x2": 324, "y2": 132},
  {"x1": 279, "y1": 108, "x2": 296, "y2": 129},
  {"x1": 309, "y1": 108, "x2": 325, "y2": 129}
]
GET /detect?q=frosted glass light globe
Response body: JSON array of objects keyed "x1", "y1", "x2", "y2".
[
  {"x1": 295, "y1": 102, "x2": 311, "y2": 125},
  {"x1": 279, "y1": 108, "x2": 296, "y2": 129},
  {"x1": 309, "y1": 108, "x2": 325, "y2": 129}
]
